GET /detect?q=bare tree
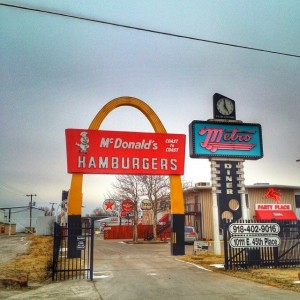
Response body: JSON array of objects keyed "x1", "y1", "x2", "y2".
[
  {"x1": 91, "y1": 207, "x2": 112, "y2": 217},
  {"x1": 140, "y1": 175, "x2": 170, "y2": 240},
  {"x1": 107, "y1": 175, "x2": 170, "y2": 241},
  {"x1": 109, "y1": 175, "x2": 143, "y2": 242},
  {"x1": 181, "y1": 176, "x2": 194, "y2": 191},
  {"x1": 38, "y1": 206, "x2": 51, "y2": 216}
]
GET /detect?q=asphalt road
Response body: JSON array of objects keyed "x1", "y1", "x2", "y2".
[
  {"x1": 91, "y1": 238, "x2": 300, "y2": 300},
  {"x1": 1, "y1": 236, "x2": 299, "y2": 299}
]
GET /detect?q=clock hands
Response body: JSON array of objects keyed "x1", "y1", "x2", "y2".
[
  {"x1": 223, "y1": 99, "x2": 230, "y2": 114},
  {"x1": 215, "y1": 95, "x2": 235, "y2": 119},
  {"x1": 216, "y1": 97, "x2": 234, "y2": 116}
]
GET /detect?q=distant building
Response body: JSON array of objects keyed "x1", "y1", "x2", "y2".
[
  {"x1": 0, "y1": 209, "x2": 4, "y2": 222},
  {"x1": 176, "y1": 183, "x2": 300, "y2": 241},
  {"x1": 0, "y1": 206, "x2": 45, "y2": 233}
]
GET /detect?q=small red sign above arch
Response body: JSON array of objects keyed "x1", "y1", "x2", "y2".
[
  {"x1": 121, "y1": 199, "x2": 134, "y2": 212},
  {"x1": 103, "y1": 199, "x2": 116, "y2": 211}
]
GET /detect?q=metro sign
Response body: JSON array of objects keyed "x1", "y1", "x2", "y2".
[
  {"x1": 65, "y1": 129, "x2": 185, "y2": 175},
  {"x1": 189, "y1": 121, "x2": 263, "y2": 159}
]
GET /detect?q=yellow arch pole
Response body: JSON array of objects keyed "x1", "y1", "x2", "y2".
[{"x1": 68, "y1": 96, "x2": 185, "y2": 255}]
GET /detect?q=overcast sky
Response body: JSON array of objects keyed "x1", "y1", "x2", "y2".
[{"x1": 1, "y1": 0, "x2": 300, "y2": 214}]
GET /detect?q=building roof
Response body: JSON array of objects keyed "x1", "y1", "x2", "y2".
[
  {"x1": 185, "y1": 183, "x2": 300, "y2": 193},
  {"x1": 247, "y1": 184, "x2": 300, "y2": 190}
]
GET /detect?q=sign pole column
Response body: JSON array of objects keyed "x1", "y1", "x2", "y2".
[
  {"x1": 67, "y1": 173, "x2": 83, "y2": 258},
  {"x1": 170, "y1": 175, "x2": 185, "y2": 256},
  {"x1": 238, "y1": 161, "x2": 248, "y2": 219},
  {"x1": 211, "y1": 159, "x2": 221, "y2": 255}
]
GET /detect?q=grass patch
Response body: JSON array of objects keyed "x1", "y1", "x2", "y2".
[
  {"x1": 0, "y1": 236, "x2": 53, "y2": 283},
  {"x1": 182, "y1": 252, "x2": 300, "y2": 293}
]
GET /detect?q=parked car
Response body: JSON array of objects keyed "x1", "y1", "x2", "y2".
[{"x1": 184, "y1": 226, "x2": 198, "y2": 244}]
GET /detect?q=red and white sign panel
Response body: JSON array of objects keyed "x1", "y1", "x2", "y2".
[
  {"x1": 255, "y1": 203, "x2": 297, "y2": 221},
  {"x1": 103, "y1": 199, "x2": 116, "y2": 211},
  {"x1": 121, "y1": 199, "x2": 134, "y2": 212},
  {"x1": 255, "y1": 204, "x2": 292, "y2": 211},
  {"x1": 140, "y1": 199, "x2": 152, "y2": 211},
  {"x1": 65, "y1": 129, "x2": 185, "y2": 175}
]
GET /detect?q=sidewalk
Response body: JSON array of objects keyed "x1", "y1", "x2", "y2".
[{"x1": 1, "y1": 280, "x2": 101, "y2": 300}]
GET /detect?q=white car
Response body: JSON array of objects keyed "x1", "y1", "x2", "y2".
[{"x1": 184, "y1": 226, "x2": 198, "y2": 244}]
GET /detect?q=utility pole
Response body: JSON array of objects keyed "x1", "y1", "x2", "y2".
[{"x1": 26, "y1": 194, "x2": 37, "y2": 229}]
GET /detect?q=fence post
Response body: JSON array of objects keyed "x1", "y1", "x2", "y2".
[
  {"x1": 223, "y1": 219, "x2": 229, "y2": 270},
  {"x1": 52, "y1": 223, "x2": 56, "y2": 281},
  {"x1": 274, "y1": 246, "x2": 279, "y2": 267},
  {"x1": 90, "y1": 220, "x2": 94, "y2": 280},
  {"x1": 52, "y1": 222, "x2": 61, "y2": 281}
]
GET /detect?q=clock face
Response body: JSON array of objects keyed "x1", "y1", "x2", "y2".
[{"x1": 216, "y1": 98, "x2": 234, "y2": 116}]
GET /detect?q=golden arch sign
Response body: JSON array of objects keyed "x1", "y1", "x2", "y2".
[{"x1": 66, "y1": 96, "x2": 185, "y2": 255}]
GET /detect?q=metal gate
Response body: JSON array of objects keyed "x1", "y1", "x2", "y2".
[
  {"x1": 52, "y1": 219, "x2": 94, "y2": 280},
  {"x1": 223, "y1": 219, "x2": 300, "y2": 270}
]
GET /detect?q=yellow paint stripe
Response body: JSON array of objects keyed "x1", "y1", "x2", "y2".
[
  {"x1": 68, "y1": 173, "x2": 83, "y2": 215},
  {"x1": 170, "y1": 175, "x2": 184, "y2": 214}
]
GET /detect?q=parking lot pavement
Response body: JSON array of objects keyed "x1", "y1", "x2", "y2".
[{"x1": 1, "y1": 238, "x2": 300, "y2": 300}]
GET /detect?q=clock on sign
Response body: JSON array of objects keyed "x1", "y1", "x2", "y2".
[{"x1": 213, "y1": 93, "x2": 236, "y2": 120}]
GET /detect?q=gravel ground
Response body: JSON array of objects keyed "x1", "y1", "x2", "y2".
[
  {"x1": 0, "y1": 234, "x2": 31, "y2": 265},
  {"x1": 0, "y1": 235, "x2": 42, "y2": 299}
]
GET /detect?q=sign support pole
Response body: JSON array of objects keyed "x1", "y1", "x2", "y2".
[
  {"x1": 170, "y1": 175, "x2": 185, "y2": 255},
  {"x1": 238, "y1": 161, "x2": 248, "y2": 219},
  {"x1": 211, "y1": 159, "x2": 221, "y2": 255}
]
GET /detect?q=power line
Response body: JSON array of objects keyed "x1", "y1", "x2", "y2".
[
  {"x1": 1, "y1": 3, "x2": 299, "y2": 58},
  {"x1": 0, "y1": 182, "x2": 26, "y2": 196},
  {"x1": 8, "y1": 207, "x2": 30, "y2": 214},
  {"x1": 0, "y1": 185, "x2": 23, "y2": 196}
]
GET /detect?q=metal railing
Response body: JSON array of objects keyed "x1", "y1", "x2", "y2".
[
  {"x1": 223, "y1": 219, "x2": 300, "y2": 270},
  {"x1": 52, "y1": 220, "x2": 94, "y2": 280}
]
